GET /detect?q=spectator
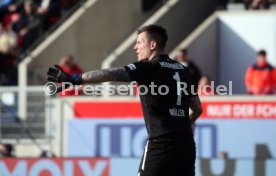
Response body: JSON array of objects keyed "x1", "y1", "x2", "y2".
[
  {"x1": 12, "y1": 0, "x2": 41, "y2": 51},
  {"x1": 0, "y1": 143, "x2": 15, "y2": 157},
  {"x1": 198, "y1": 76, "x2": 214, "y2": 96},
  {"x1": 245, "y1": 0, "x2": 270, "y2": 9},
  {"x1": 59, "y1": 54, "x2": 82, "y2": 74},
  {"x1": 175, "y1": 49, "x2": 202, "y2": 83},
  {"x1": 58, "y1": 54, "x2": 83, "y2": 96},
  {"x1": 0, "y1": 0, "x2": 24, "y2": 29},
  {"x1": 0, "y1": 27, "x2": 17, "y2": 85},
  {"x1": 0, "y1": 0, "x2": 17, "y2": 22},
  {"x1": 0, "y1": 26, "x2": 17, "y2": 52},
  {"x1": 36, "y1": 0, "x2": 62, "y2": 30},
  {"x1": 245, "y1": 50, "x2": 275, "y2": 95}
]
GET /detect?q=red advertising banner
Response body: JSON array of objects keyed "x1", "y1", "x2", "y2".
[
  {"x1": 0, "y1": 158, "x2": 110, "y2": 176},
  {"x1": 201, "y1": 101, "x2": 276, "y2": 119},
  {"x1": 74, "y1": 101, "x2": 276, "y2": 119},
  {"x1": 74, "y1": 102, "x2": 143, "y2": 118}
]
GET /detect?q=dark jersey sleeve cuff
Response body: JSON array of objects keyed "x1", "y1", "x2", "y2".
[{"x1": 124, "y1": 66, "x2": 135, "y2": 81}]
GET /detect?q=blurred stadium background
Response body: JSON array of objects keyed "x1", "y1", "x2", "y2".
[{"x1": 1, "y1": 0, "x2": 276, "y2": 175}]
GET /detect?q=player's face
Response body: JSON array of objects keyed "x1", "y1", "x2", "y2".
[{"x1": 134, "y1": 32, "x2": 152, "y2": 61}]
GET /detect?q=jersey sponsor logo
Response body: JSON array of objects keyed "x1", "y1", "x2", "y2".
[
  {"x1": 159, "y1": 62, "x2": 184, "y2": 70},
  {"x1": 127, "y1": 64, "x2": 137, "y2": 71},
  {"x1": 169, "y1": 108, "x2": 185, "y2": 117}
]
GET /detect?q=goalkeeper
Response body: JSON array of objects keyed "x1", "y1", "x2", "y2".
[{"x1": 47, "y1": 25, "x2": 202, "y2": 176}]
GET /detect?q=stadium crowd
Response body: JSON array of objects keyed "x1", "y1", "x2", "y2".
[
  {"x1": 227, "y1": 0, "x2": 276, "y2": 9},
  {"x1": 0, "y1": 0, "x2": 81, "y2": 85},
  {"x1": 0, "y1": 0, "x2": 276, "y2": 95}
]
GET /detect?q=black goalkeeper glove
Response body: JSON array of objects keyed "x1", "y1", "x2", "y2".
[{"x1": 47, "y1": 65, "x2": 83, "y2": 92}]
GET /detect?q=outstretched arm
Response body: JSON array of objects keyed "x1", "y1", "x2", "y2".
[
  {"x1": 82, "y1": 67, "x2": 131, "y2": 83},
  {"x1": 189, "y1": 95, "x2": 203, "y2": 123},
  {"x1": 47, "y1": 65, "x2": 131, "y2": 93},
  {"x1": 47, "y1": 65, "x2": 131, "y2": 84}
]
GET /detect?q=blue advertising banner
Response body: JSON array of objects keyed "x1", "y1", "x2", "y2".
[
  {"x1": 67, "y1": 119, "x2": 147, "y2": 157},
  {"x1": 67, "y1": 119, "x2": 276, "y2": 159}
]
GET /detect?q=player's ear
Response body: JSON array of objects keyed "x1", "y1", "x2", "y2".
[{"x1": 150, "y1": 41, "x2": 157, "y2": 50}]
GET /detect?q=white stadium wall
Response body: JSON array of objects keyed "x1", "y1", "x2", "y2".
[
  {"x1": 219, "y1": 12, "x2": 276, "y2": 67},
  {"x1": 174, "y1": 11, "x2": 276, "y2": 94},
  {"x1": 218, "y1": 12, "x2": 276, "y2": 94},
  {"x1": 186, "y1": 20, "x2": 218, "y2": 83}
]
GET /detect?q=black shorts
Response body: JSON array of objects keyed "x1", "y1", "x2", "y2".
[{"x1": 137, "y1": 139, "x2": 196, "y2": 176}]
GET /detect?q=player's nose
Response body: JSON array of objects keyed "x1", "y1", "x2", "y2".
[{"x1": 134, "y1": 44, "x2": 138, "y2": 51}]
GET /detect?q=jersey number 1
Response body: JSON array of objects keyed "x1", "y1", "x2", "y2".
[{"x1": 173, "y1": 72, "x2": 181, "y2": 106}]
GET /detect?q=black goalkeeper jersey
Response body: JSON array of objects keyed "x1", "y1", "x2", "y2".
[{"x1": 125, "y1": 54, "x2": 197, "y2": 142}]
